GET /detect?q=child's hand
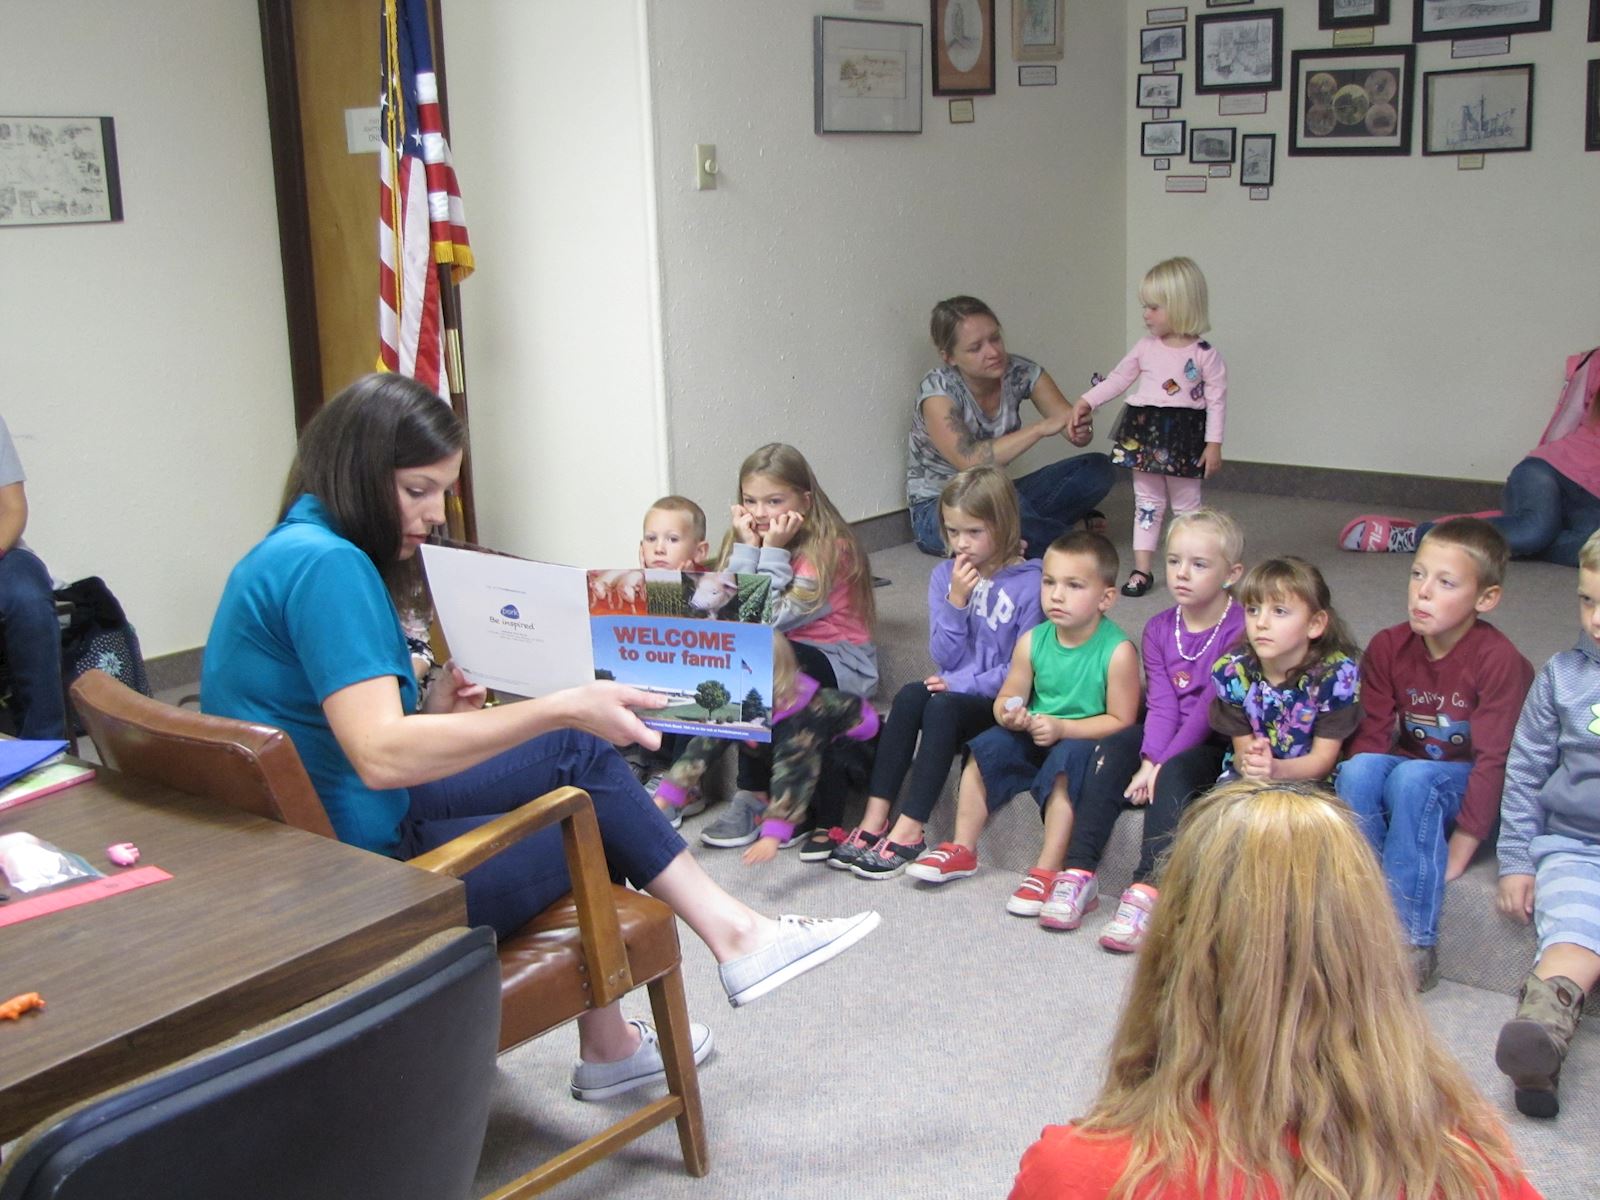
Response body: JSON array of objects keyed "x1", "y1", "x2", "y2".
[
  {"x1": 924, "y1": 675, "x2": 949, "y2": 693},
  {"x1": 742, "y1": 836, "x2": 780, "y2": 865},
  {"x1": 1124, "y1": 759, "x2": 1160, "y2": 806},
  {"x1": 763, "y1": 510, "x2": 804, "y2": 549},
  {"x1": 1027, "y1": 713, "x2": 1062, "y2": 747},
  {"x1": 730, "y1": 504, "x2": 760, "y2": 545},
  {"x1": 998, "y1": 698, "x2": 1030, "y2": 730},
  {"x1": 1201, "y1": 442, "x2": 1223, "y2": 478},
  {"x1": 1068, "y1": 399, "x2": 1095, "y2": 447},
  {"x1": 948, "y1": 554, "x2": 981, "y2": 607},
  {"x1": 1497, "y1": 873, "x2": 1535, "y2": 924},
  {"x1": 1238, "y1": 735, "x2": 1274, "y2": 780},
  {"x1": 421, "y1": 661, "x2": 488, "y2": 715}
]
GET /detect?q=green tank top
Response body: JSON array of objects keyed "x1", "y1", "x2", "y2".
[{"x1": 1028, "y1": 617, "x2": 1130, "y2": 719}]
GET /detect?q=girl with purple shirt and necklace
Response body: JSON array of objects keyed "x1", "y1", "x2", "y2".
[{"x1": 1045, "y1": 510, "x2": 1247, "y2": 952}]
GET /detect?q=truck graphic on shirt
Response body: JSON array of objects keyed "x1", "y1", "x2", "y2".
[{"x1": 1403, "y1": 711, "x2": 1471, "y2": 761}]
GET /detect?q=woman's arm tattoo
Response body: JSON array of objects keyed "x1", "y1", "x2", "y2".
[{"x1": 946, "y1": 409, "x2": 994, "y2": 465}]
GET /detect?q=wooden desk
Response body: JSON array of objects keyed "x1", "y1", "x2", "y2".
[{"x1": 0, "y1": 767, "x2": 466, "y2": 1141}]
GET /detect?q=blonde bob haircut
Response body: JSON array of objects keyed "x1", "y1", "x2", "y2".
[
  {"x1": 1079, "y1": 779, "x2": 1522, "y2": 1200},
  {"x1": 1138, "y1": 256, "x2": 1210, "y2": 339},
  {"x1": 937, "y1": 466, "x2": 1024, "y2": 566},
  {"x1": 720, "y1": 443, "x2": 877, "y2": 633},
  {"x1": 1165, "y1": 506, "x2": 1245, "y2": 566}
]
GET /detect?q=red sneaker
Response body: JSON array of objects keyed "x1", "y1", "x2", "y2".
[
  {"x1": 905, "y1": 842, "x2": 978, "y2": 883},
  {"x1": 1005, "y1": 867, "x2": 1057, "y2": 917}
]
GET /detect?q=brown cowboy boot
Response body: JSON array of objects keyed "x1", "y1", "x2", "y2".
[{"x1": 1495, "y1": 973, "x2": 1585, "y2": 1118}]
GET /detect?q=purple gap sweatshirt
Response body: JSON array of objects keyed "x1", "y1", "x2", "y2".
[{"x1": 927, "y1": 558, "x2": 1044, "y2": 698}]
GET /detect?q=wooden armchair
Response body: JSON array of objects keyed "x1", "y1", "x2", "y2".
[{"x1": 68, "y1": 670, "x2": 708, "y2": 1197}]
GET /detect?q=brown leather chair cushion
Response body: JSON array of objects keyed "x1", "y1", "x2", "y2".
[{"x1": 496, "y1": 886, "x2": 682, "y2": 1052}]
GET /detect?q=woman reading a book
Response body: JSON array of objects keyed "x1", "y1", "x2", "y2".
[{"x1": 201, "y1": 373, "x2": 877, "y2": 1096}]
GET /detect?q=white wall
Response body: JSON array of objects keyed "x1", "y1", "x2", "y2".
[
  {"x1": 650, "y1": 0, "x2": 1129, "y2": 525},
  {"x1": 441, "y1": 0, "x2": 668, "y2": 567},
  {"x1": 1122, "y1": 0, "x2": 1600, "y2": 483},
  {"x1": 3, "y1": 0, "x2": 296, "y2": 657}
]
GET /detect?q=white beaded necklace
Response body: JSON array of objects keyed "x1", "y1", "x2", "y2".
[{"x1": 1173, "y1": 594, "x2": 1233, "y2": 663}]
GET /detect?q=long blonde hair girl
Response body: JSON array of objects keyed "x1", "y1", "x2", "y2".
[
  {"x1": 721, "y1": 443, "x2": 876, "y2": 632},
  {"x1": 1078, "y1": 780, "x2": 1523, "y2": 1200}
]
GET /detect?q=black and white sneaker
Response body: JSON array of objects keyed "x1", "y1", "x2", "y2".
[
  {"x1": 850, "y1": 837, "x2": 928, "y2": 880},
  {"x1": 826, "y1": 826, "x2": 883, "y2": 871}
]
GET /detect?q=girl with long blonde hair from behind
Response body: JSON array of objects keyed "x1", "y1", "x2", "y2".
[{"x1": 1009, "y1": 780, "x2": 1537, "y2": 1200}]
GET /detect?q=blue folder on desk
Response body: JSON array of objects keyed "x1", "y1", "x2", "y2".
[{"x1": 0, "y1": 739, "x2": 69, "y2": 790}]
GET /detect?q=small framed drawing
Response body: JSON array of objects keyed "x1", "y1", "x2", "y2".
[
  {"x1": 1137, "y1": 73, "x2": 1184, "y2": 108},
  {"x1": 1013, "y1": 0, "x2": 1065, "y2": 62},
  {"x1": 1422, "y1": 64, "x2": 1533, "y2": 154},
  {"x1": 1142, "y1": 118, "x2": 1187, "y2": 156},
  {"x1": 814, "y1": 18, "x2": 924, "y2": 133},
  {"x1": 933, "y1": 0, "x2": 996, "y2": 95},
  {"x1": 1195, "y1": 8, "x2": 1283, "y2": 94},
  {"x1": 1190, "y1": 126, "x2": 1237, "y2": 162},
  {"x1": 1587, "y1": 60, "x2": 1600, "y2": 150},
  {"x1": 1413, "y1": 0, "x2": 1550, "y2": 42},
  {"x1": 1239, "y1": 131, "x2": 1276, "y2": 183},
  {"x1": 1320, "y1": 0, "x2": 1390, "y2": 28},
  {"x1": 0, "y1": 116, "x2": 123, "y2": 226},
  {"x1": 1206, "y1": 0, "x2": 1255, "y2": 7},
  {"x1": 1141, "y1": 25, "x2": 1186, "y2": 63},
  {"x1": 1147, "y1": 7, "x2": 1188, "y2": 24},
  {"x1": 1288, "y1": 44, "x2": 1415, "y2": 155}
]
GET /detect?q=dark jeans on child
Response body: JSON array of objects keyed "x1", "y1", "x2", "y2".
[
  {"x1": 910, "y1": 453, "x2": 1115, "y2": 559},
  {"x1": 967, "y1": 724, "x2": 1097, "y2": 813},
  {"x1": 867, "y1": 682, "x2": 994, "y2": 823},
  {"x1": 1063, "y1": 725, "x2": 1227, "y2": 883}
]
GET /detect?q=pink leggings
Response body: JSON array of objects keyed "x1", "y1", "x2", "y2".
[{"x1": 1131, "y1": 470, "x2": 1203, "y2": 553}]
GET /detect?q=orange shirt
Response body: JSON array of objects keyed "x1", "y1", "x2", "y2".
[{"x1": 1009, "y1": 1124, "x2": 1543, "y2": 1200}]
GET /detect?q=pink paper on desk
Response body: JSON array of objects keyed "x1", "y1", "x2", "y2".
[{"x1": 0, "y1": 866, "x2": 172, "y2": 928}]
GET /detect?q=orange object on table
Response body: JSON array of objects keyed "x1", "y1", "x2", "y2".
[{"x1": 0, "y1": 992, "x2": 45, "y2": 1020}]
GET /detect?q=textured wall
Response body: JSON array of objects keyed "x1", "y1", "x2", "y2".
[
  {"x1": 1121, "y1": 0, "x2": 1600, "y2": 482},
  {"x1": 3, "y1": 0, "x2": 296, "y2": 656}
]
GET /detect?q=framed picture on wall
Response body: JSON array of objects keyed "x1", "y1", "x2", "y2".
[
  {"x1": 1189, "y1": 126, "x2": 1237, "y2": 162},
  {"x1": 1013, "y1": 0, "x2": 1065, "y2": 62},
  {"x1": 1320, "y1": 0, "x2": 1390, "y2": 29},
  {"x1": 1591, "y1": 0, "x2": 1599, "y2": 41},
  {"x1": 1288, "y1": 45, "x2": 1415, "y2": 155},
  {"x1": 1422, "y1": 64, "x2": 1533, "y2": 154},
  {"x1": 1137, "y1": 73, "x2": 1184, "y2": 107},
  {"x1": 1195, "y1": 9, "x2": 1283, "y2": 94},
  {"x1": 1140, "y1": 24, "x2": 1186, "y2": 63},
  {"x1": 1239, "y1": 132, "x2": 1276, "y2": 183},
  {"x1": 932, "y1": 0, "x2": 996, "y2": 95},
  {"x1": 1412, "y1": 0, "x2": 1550, "y2": 42},
  {"x1": 1142, "y1": 118, "x2": 1188, "y2": 156},
  {"x1": 813, "y1": 17, "x2": 924, "y2": 134},
  {"x1": 1205, "y1": 0, "x2": 1256, "y2": 7},
  {"x1": 0, "y1": 116, "x2": 123, "y2": 226}
]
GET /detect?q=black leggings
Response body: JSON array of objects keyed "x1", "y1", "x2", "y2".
[
  {"x1": 1063, "y1": 725, "x2": 1226, "y2": 883},
  {"x1": 866, "y1": 682, "x2": 995, "y2": 824}
]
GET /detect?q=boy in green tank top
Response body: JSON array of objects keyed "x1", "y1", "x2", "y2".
[{"x1": 907, "y1": 533, "x2": 1141, "y2": 931}]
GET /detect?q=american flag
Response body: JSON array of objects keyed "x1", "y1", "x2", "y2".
[{"x1": 378, "y1": 0, "x2": 473, "y2": 397}]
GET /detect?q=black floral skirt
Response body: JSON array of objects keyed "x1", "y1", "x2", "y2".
[{"x1": 1109, "y1": 405, "x2": 1206, "y2": 478}]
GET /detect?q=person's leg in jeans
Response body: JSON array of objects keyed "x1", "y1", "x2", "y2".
[
  {"x1": 1481, "y1": 458, "x2": 1566, "y2": 561},
  {"x1": 1370, "y1": 759, "x2": 1472, "y2": 947},
  {"x1": 911, "y1": 497, "x2": 947, "y2": 557},
  {"x1": 1136, "y1": 741, "x2": 1226, "y2": 883},
  {"x1": 0, "y1": 547, "x2": 65, "y2": 739},
  {"x1": 1012, "y1": 453, "x2": 1115, "y2": 558},
  {"x1": 1542, "y1": 469, "x2": 1600, "y2": 568},
  {"x1": 1335, "y1": 752, "x2": 1404, "y2": 856},
  {"x1": 1063, "y1": 724, "x2": 1144, "y2": 873}
]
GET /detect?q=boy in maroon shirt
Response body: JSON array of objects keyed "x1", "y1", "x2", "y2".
[{"x1": 1337, "y1": 518, "x2": 1535, "y2": 991}]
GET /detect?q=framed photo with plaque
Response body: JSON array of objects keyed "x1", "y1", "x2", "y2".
[{"x1": 1288, "y1": 44, "x2": 1415, "y2": 155}]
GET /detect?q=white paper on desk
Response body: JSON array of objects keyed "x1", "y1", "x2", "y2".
[{"x1": 420, "y1": 545, "x2": 594, "y2": 697}]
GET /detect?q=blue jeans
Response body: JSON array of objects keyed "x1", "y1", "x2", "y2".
[
  {"x1": 911, "y1": 453, "x2": 1115, "y2": 558},
  {"x1": 0, "y1": 547, "x2": 65, "y2": 739},
  {"x1": 1336, "y1": 753, "x2": 1472, "y2": 947},
  {"x1": 1417, "y1": 457, "x2": 1600, "y2": 568},
  {"x1": 397, "y1": 729, "x2": 687, "y2": 939}
]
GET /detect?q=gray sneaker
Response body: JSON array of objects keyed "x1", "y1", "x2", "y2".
[
  {"x1": 569, "y1": 1018, "x2": 714, "y2": 1101},
  {"x1": 718, "y1": 912, "x2": 881, "y2": 1007},
  {"x1": 700, "y1": 790, "x2": 767, "y2": 848}
]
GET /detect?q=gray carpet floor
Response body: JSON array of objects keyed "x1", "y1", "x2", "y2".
[{"x1": 473, "y1": 483, "x2": 1596, "y2": 1199}]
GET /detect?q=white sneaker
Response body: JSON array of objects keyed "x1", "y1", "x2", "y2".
[
  {"x1": 569, "y1": 1019, "x2": 713, "y2": 1101},
  {"x1": 718, "y1": 912, "x2": 881, "y2": 1007},
  {"x1": 1038, "y1": 869, "x2": 1098, "y2": 931}
]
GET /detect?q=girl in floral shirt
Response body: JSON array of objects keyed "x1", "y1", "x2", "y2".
[{"x1": 1210, "y1": 557, "x2": 1362, "y2": 783}]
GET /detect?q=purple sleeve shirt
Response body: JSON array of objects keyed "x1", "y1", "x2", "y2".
[
  {"x1": 1141, "y1": 599, "x2": 1246, "y2": 763},
  {"x1": 928, "y1": 558, "x2": 1043, "y2": 698}
]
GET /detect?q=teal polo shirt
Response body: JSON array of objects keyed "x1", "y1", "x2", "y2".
[{"x1": 201, "y1": 494, "x2": 419, "y2": 854}]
